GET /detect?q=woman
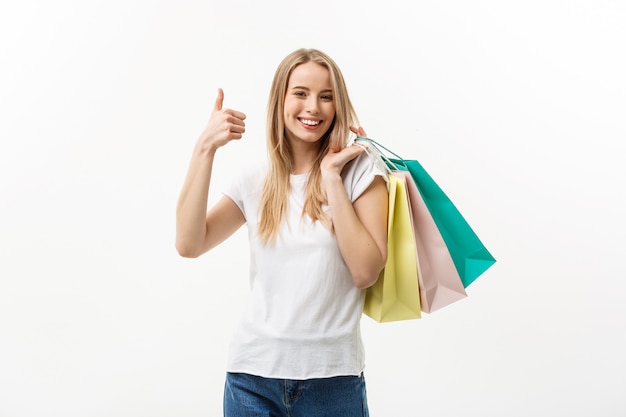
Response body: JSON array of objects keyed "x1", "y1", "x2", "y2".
[{"x1": 176, "y1": 48, "x2": 388, "y2": 417}]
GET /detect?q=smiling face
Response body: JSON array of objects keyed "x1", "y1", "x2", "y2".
[{"x1": 283, "y1": 61, "x2": 336, "y2": 147}]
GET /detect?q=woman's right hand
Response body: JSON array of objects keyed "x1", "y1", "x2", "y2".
[{"x1": 195, "y1": 88, "x2": 247, "y2": 156}]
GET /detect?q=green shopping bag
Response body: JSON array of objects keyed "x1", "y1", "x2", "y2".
[{"x1": 356, "y1": 137, "x2": 496, "y2": 287}]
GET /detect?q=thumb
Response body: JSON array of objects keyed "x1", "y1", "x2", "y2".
[{"x1": 213, "y1": 88, "x2": 224, "y2": 111}]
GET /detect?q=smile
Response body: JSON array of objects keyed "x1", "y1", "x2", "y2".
[{"x1": 299, "y1": 118, "x2": 321, "y2": 126}]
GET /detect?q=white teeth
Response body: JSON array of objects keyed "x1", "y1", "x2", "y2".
[{"x1": 301, "y1": 119, "x2": 320, "y2": 126}]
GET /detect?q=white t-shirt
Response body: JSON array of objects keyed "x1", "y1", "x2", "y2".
[{"x1": 222, "y1": 153, "x2": 386, "y2": 379}]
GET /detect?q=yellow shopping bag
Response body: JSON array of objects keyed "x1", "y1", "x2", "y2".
[{"x1": 363, "y1": 173, "x2": 422, "y2": 322}]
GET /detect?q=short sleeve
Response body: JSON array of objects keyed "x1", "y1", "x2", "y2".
[
  {"x1": 341, "y1": 152, "x2": 388, "y2": 202},
  {"x1": 222, "y1": 162, "x2": 267, "y2": 222}
]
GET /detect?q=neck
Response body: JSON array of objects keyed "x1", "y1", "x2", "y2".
[{"x1": 289, "y1": 141, "x2": 320, "y2": 175}]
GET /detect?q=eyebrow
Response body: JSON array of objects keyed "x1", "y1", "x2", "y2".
[{"x1": 292, "y1": 86, "x2": 333, "y2": 93}]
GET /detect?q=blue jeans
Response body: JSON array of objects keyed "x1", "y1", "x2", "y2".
[{"x1": 223, "y1": 372, "x2": 370, "y2": 417}]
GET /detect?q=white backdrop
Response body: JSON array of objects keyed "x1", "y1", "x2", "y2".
[{"x1": 1, "y1": 1, "x2": 625, "y2": 416}]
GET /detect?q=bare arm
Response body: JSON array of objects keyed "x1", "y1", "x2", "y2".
[
  {"x1": 175, "y1": 89, "x2": 247, "y2": 258},
  {"x1": 321, "y1": 128, "x2": 388, "y2": 289}
]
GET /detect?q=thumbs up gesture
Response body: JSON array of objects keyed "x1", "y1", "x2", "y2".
[{"x1": 196, "y1": 88, "x2": 247, "y2": 153}]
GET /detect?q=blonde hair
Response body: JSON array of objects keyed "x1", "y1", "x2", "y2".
[{"x1": 258, "y1": 48, "x2": 359, "y2": 242}]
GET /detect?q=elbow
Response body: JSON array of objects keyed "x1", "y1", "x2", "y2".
[
  {"x1": 354, "y1": 276, "x2": 377, "y2": 290},
  {"x1": 353, "y1": 270, "x2": 382, "y2": 289},
  {"x1": 175, "y1": 239, "x2": 201, "y2": 258},
  {"x1": 352, "y1": 252, "x2": 387, "y2": 290}
]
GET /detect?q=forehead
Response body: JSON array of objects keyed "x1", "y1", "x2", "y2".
[{"x1": 288, "y1": 62, "x2": 332, "y2": 88}]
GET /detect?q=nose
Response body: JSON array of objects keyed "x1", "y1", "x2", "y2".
[{"x1": 306, "y1": 96, "x2": 320, "y2": 114}]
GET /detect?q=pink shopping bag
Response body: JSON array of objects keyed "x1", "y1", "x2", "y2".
[{"x1": 394, "y1": 170, "x2": 467, "y2": 313}]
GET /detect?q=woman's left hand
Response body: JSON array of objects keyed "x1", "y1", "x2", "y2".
[{"x1": 321, "y1": 126, "x2": 369, "y2": 179}]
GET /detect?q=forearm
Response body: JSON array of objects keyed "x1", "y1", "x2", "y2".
[{"x1": 175, "y1": 146, "x2": 217, "y2": 257}]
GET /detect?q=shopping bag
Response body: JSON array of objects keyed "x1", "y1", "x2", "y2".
[
  {"x1": 363, "y1": 173, "x2": 422, "y2": 322},
  {"x1": 357, "y1": 137, "x2": 496, "y2": 288},
  {"x1": 394, "y1": 170, "x2": 467, "y2": 313}
]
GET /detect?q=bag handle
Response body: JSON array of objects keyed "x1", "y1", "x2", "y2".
[{"x1": 354, "y1": 136, "x2": 405, "y2": 171}]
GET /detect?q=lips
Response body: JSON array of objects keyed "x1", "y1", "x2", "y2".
[{"x1": 299, "y1": 118, "x2": 321, "y2": 127}]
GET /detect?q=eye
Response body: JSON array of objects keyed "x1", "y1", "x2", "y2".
[
  {"x1": 321, "y1": 94, "x2": 333, "y2": 101},
  {"x1": 294, "y1": 91, "x2": 306, "y2": 97}
]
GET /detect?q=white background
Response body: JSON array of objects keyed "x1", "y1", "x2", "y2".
[{"x1": 1, "y1": 1, "x2": 625, "y2": 416}]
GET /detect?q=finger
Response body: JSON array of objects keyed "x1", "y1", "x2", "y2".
[
  {"x1": 350, "y1": 125, "x2": 367, "y2": 137},
  {"x1": 226, "y1": 109, "x2": 247, "y2": 121},
  {"x1": 230, "y1": 123, "x2": 246, "y2": 134},
  {"x1": 213, "y1": 88, "x2": 224, "y2": 111},
  {"x1": 353, "y1": 142, "x2": 369, "y2": 153},
  {"x1": 351, "y1": 142, "x2": 367, "y2": 154}
]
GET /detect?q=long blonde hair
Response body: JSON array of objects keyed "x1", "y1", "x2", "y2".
[{"x1": 258, "y1": 48, "x2": 359, "y2": 242}]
